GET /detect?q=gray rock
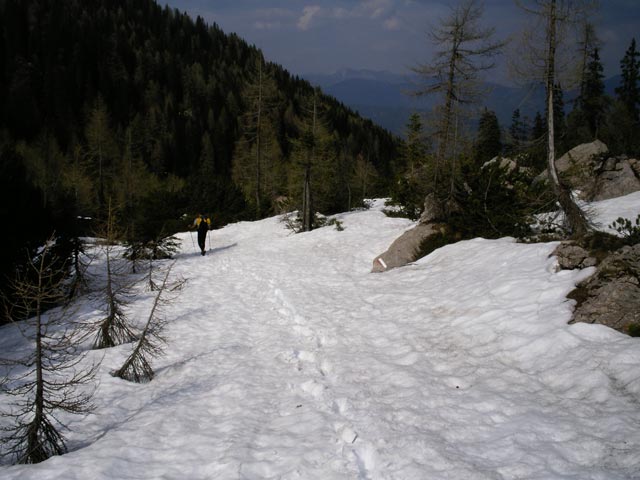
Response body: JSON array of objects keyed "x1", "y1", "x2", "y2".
[
  {"x1": 556, "y1": 140, "x2": 608, "y2": 175},
  {"x1": 553, "y1": 242, "x2": 597, "y2": 270},
  {"x1": 535, "y1": 140, "x2": 640, "y2": 201},
  {"x1": 569, "y1": 243, "x2": 640, "y2": 334},
  {"x1": 589, "y1": 158, "x2": 640, "y2": 201},
  {"x1": 419, "y1": 193, "x2": 444, "y2": 224},
  {"x1": 483, "y1": 156, "x2": 518, "y2": 174},
  {"x1": 372, "y1": 223, "x2": 443, "y2": 272}
]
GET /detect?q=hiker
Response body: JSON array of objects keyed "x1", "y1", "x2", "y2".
[{"x1": 193, "y1": 214, "x2": 211, "y2": 255}]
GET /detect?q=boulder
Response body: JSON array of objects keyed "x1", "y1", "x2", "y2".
[
  {"x1": 534, "y1": 141, "x2": 640, "y2": 201},
  {"x1": 373, "y1": 194, "x2": 452, "y2": 272},
  {"x1": 588, "y1": 156, "x2": 640, "y2": 201},
  {"x1": 553, "y1": 140, "x2": 608, "y2": 194},
  {"x1": 372, "y1": 223, "x2": 443, "y2": 272},
  {"x1": 556, "y1": 139, "x2": 608, "y2": 175}
]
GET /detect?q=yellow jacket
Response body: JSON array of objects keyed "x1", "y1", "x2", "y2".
[{"x1": 194, "y1": 216, "x2": 211, "y2": 229}]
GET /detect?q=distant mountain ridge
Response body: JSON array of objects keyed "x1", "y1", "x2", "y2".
[{"x1": 305, "y1": 69, "x2": 622, "y2": 136}]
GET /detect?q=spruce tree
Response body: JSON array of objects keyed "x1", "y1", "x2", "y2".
[
  {"x1": 581, "y1": 48, "x2": 607, "y2": 139},
  {"x1": 403, "y1": 113, "x2": 429, "y2": 178},
  {"x1": 615, "y1": 38, "x2": 640, "y2": 121},
  {"x1": 508, "y1": 108, "x2": 527, "y2": 155},
  {"x1": 474, "y1": 108, "x2": 502, "y2": 166}
]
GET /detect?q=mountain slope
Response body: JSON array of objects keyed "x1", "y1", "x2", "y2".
[
  {"x1": 306, "y1": 70, "x2": 623, "y2": 135},
  {"x1": 1, "y1": 194, "x2": 640, "y2": 478}
]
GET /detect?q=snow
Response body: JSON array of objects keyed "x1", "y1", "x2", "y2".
[{"x1": 1, "y1": 193, "x2": 640, "y2": 479}]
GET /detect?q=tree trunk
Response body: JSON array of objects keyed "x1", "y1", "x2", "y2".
[{"x1": 545, "y1": 0, "x2": 589, "y2": 237}]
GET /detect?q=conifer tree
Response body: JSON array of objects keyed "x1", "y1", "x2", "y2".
[
  {"x1": 92, "y1": 202, "x2": 135, "y2": 349},
  {"x1": 508, "y1": 109, "x2": 528, "y2": 155},
  {"x1": 580, "y1": 48, "x2": 607, "y2": 139},
  {"x1": 288, "y1": 91, "x2": 335, "y2": 232},
  {"x1": 351, "y1": 152, "x2": 379, "y2": 207},
  {"x1": 576, "y1": 22, "x2": 601, "y2": 103},
  {"x1": 233, "y1": 56, "x2": 283, "y2": 218},
  {"x1": 474, "y1": 108, "x2": 502, "y2": 166},
  {"x1": 84, "y1": 98, "x2": 118, "y2": 217},
  {"x1": 412, "y1": 0, "x2": 503, "y2": 199},
  {"x1": 526, "y1": 111, "x2": 547, "y2": 171},
  {"x1": 113, "y1": 261, "x2": 184, "y2": 383},
  {"x1": 403, "y1": 113, "x2": 429, "y2": 178},
  {"x1": 615, "y1": 38, "x2": 640, "y2": 121},
  {"x1": 0, "y1": 237, "x2": 96, "y2": 464}
]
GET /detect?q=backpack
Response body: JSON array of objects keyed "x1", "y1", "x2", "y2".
[{"x1": 198, "y1": 217, "x2": 209, "y2": 233}]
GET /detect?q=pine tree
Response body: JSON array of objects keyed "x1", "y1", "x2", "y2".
[
  {"x1": 581, "y1": 48, "x2": 607, "y2": 139},
  {"x1": 92, "y1": 202, "x2": 136, "y2": 349},
  {"x1": 576, "y1": 22, "x2": 601, "y2": 103},
  {"x1": 527, "y1": 111, "x2": 547, "y2": 171},
  {"x1": 474, "y1": 108, "x2": 502, "y2": 166},
  {"x1": 84, "y1": 98, "x2": 118, "y2": 217},
  {"x1": 232, "y1": 56, "x2": 283, "y2": 218},
  {"x1": 615, "y1": 38, "x2": 640, "y2": 121},
  {"x1": 287, "y1": 90, "x2": 335, "y2": 232},
  {"x1": 604, "y1": 38, "x2": 640, "y2": 155},
  {"x1": 508, "y1": 108, "x2": 527, "y2": 154},
  {"x1": 402, "y1": 113, "x2": 429, "y2": 178}
]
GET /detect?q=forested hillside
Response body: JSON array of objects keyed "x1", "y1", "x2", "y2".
[{"x1": 0, "y1": 0, "x2": 399, "y2": 302}]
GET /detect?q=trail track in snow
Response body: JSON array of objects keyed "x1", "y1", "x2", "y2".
[{"x1": 2, "y1": 196, "x2": 640, "y2": 480}]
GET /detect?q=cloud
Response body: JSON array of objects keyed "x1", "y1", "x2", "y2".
[
  {"x1": 383, "y1": 16, "x2": 401, "y2": 30},
  {"x1": 332, "y1": 7, "x2": 352, "y2": 20},
  {"x1": 297, "y1": 5, "x2": 321, "y2": 31},
  {"x1": 360, "y1": 0, "x2": 394, "y2": 19},
  {"x1": 254, "y1": 20, "x2": 282, "y2": 30}
]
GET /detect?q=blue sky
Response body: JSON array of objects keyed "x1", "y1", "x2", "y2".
[{"x1": 163, "y1": 1, "x2": 640, "y2": 82}]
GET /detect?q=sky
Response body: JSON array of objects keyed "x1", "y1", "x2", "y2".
[
  {"x1": 162, "y1": 0, "x2": 640, "y2": 82},
  {"x1": 2, "y1": 192, "x2": 640, "y2": 478}
]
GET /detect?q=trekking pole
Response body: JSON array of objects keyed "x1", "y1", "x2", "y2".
[{"x1": 189, "y1": 230, "x2": 196, "y2": 252}]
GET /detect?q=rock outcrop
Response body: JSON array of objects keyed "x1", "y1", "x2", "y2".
[
  {"x1": 537, "y1": 140, "x2": 640, "y2": 201},
  {"x1": 589, "y1": 155, "x2": 640, "y2": 201},
  {"x1": 555, "y1": 140, "x2": 609, "y2": 191},
  {"x1": 553, "y1": 243, "x2": 597, "y2": 270},
  {"x1": 556, "y1": 241, "x2": 640, "y2": 334},
  {"x1": 536, "y1": 140, "x2": 640, "y2": 201}
]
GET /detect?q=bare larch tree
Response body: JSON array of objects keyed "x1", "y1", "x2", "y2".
[
  {"x1": 514, "y1": 0, "x2": 596, "y2": 236},
  {"x1": 1, "y1": 238, "x2": 96, "y2": 464},
  {"x1": 412, "y1": 0, "x2": 503, "y2": 198}
]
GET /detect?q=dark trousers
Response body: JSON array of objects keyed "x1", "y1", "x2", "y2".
[{"x1": 197, "y1": 230, "x2": 207, "y2": 252}]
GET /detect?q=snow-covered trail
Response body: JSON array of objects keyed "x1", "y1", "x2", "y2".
[{"x1": 2, "y1": 195, "x2": 640, "y2": 479}]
